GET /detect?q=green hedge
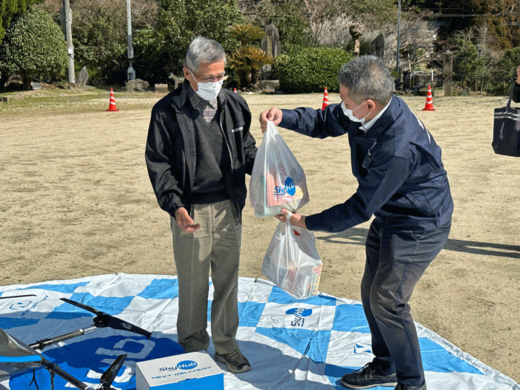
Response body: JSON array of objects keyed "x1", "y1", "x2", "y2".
[{"x1": 276, "y1": 47, "x2": 354, "y2": 93}]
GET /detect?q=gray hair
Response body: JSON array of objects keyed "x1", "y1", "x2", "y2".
[
  {"x1": 338, "y1": 55, "x2": 394, "y2": 106},
  {"x1": 185, "y1": 36, "x2": 226, "y2": 71}
]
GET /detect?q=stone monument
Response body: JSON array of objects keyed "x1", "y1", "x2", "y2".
[
  {"x1": 371, "y1": 34, "x2": 385, "y2": 59},
  {"x1": 126, "y1": 79, "x2": 150, "y2": 92},
  {"x1": 76, "y1": 66, "x2": 89, "y2": 88},
  {"x1": 261, "y1": 24, "x2": 281, "y2": 80},
  {"x1": 155, "y1": 84, "x2": 168, "y2": 93},
  {"x1": 168, "y1": 74, "x2": 185, "y2": 90},
  {"x1": 349, "y1": 24, "x2": 363, "y2": 56}
]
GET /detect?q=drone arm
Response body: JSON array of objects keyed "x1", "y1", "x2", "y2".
[
  {"x1": 29, "y1": 326, "x2": 97, "y2": 350},
  {"x1": 60, "y1": 298, "x2": 151, "y2": 339},
  {"x1": 40, "y1": 357, "x2": 89, "y2": 390}
]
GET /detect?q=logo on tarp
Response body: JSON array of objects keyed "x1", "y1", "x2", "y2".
[
  {"x1": 10, "y1": 302, "x2": 33, "y2": 310},
  {"x1": 286, "y1": 308, "x2": 312, "y2": 327},
  {"x1": 274, "y1": 177, "x2": 296, "y2": 196},
  {"x1": 177, "y1": 360, "x2": 197, "y2": 370}
]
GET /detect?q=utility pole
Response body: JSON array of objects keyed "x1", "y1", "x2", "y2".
[
  {"x1": 126, "y1": 0, "x2": 135, "y2": 81},
  {"x1": 62, "y1": 0, "x2": 75, "y2": 84}
]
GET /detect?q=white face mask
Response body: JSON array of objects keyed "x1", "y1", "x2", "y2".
[
  {"x1": 190, "y1": 69, "x2": 223, "y2": 101},
  {"x1": 341, "y1": 101, "x2": 368, "y2": 124}
]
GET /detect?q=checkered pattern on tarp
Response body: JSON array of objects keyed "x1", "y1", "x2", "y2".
[{"x1": 0, "y1": 274, "x2": 518, "y2": 390}]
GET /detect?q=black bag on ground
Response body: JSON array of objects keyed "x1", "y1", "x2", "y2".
[{"x1": 492, "y1": 82, "x2": 520, "y2": 157}]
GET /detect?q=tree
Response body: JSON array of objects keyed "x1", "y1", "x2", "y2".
[
  {"x1": 490, "y1": 47, "x2": 520, "y2": 95},
  {"x1": 242, "y1": 0, "x2": 312, "y2": 48},
  {"x1": 0, "y1": 6, "x2": 67, "y2": 89},
  {"x1": 0, "y1": 0, "x2": 44, "y2": 42},
  {"x1": 152, "y1": 0, "x2": 244, "y2": 79},
  {"x1": 452, "y1": 31, "x2": 486, "y2": 92},
  {"x1": 226, "y1": 23, "x2": 274, "y2": 89},
  {"x1": 69, "y1": 0, "x2": 158, "y2": 85},
  {"x1": 420, "y1": 0, "x2": 520, "y2": 49}
]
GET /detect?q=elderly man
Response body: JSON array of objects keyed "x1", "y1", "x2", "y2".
[
  {"x1": 260, "y1": 55, "x2": 453, "y2": 390},
  {"x1": 145, "y1": 36, "x2": 257, "y2": 373}
]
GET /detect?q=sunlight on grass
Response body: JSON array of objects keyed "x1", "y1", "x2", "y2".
[{"x1": 0, "y1": 87, "x2": 163, "y2": 116}]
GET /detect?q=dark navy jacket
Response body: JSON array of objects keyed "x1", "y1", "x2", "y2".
[
  {"x1": 280, "y1": 96, "x2": 453, "y2": 233},
  {"x1": 513, "y1": 82, "x2": 520, "y2": 103}
]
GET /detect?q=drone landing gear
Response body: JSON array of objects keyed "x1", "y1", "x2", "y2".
[{"x1": 41, "y1": 354, "x2": 126, "y2": 390}]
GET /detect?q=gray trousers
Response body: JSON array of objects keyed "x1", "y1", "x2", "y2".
[{"x1": 171, "y1": 199, "x2": 241, "y2": 354}]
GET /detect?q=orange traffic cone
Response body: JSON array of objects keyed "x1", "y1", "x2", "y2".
[
  {"x1": 422, "y1": 86, "x2": 435, "y2": 111},
  {"x1": 321, "y1": 87, "x2": 329, "y2": 110},
  {"x1": 233, "y1": 88, "x2": 237, "y2": 93},
  {"x1": 106, "y1": 88, "x2": 119, "y2": 112}
]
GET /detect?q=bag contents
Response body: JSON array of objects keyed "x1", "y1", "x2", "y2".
[
  {"x1": 249, "y1": 121, "x2": 309, "y2": 217},
  {"x1": 262, "y1": 213, "x2": 322, "y2": 299}
]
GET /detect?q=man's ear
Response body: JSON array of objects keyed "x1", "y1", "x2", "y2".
[
  {"x1": 183, "y1": 67, "x2": 190, "y2": 79},
  {"x1": 366, "y1": 99, "x2": 375, "y2": 110}
]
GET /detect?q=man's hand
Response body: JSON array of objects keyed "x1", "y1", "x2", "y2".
[
  {"x1": 175, "y1": 207, "x2": 200, "y2": 233},
  {"x1": 259, "y1": 108, "x2": 283, "y2": 133},
  {"x1": 516, "y1": 65, "x2": 520, "y2": 84},
  {"x1": 275, "y1": 209, "x2": 307, "y2": 229}
]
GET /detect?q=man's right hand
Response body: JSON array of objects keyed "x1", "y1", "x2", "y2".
[
  {"x1": 259, "y1": 108, "x2": 283, "y2": 133},
  {"x1": 175, "y1": 207, "x2": 200, "y2": 233},
  {"x1": 516, "y1": 65, "x2": 520, "y2": 84}
]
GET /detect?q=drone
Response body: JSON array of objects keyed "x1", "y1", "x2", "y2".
[{"x1": 0, "y1": 296, "x2": 152, "y2": 390}]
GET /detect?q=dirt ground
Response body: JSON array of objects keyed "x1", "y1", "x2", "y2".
[{"x1": 1, "y1": 89, "x2": 519, "y2": 383}]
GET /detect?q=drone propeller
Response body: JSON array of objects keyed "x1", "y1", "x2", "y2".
[
  {"x1": 60, "y1": 298, "x2": 151, "y2": 339},
  {"x1": 60, "y1": 297, "x2": 103, "y2": 315},
  {"x1": 99, "y1": 354, "x2": 126, "y2": 390}
]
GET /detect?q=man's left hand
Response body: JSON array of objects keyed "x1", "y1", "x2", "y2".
[{"x1": 275, "y1": 209, "x2": 307, "y2": 229}]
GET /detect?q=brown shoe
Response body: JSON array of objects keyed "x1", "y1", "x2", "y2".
[{"x1": 215, "y1": 350, "x2": 251, "y2": 373}]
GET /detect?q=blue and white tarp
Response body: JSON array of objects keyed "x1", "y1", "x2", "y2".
[{"x1": 0, "y1": 273, "x2": 518, "y2": 390}]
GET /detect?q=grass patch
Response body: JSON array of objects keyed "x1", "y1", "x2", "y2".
[{"x1": 0, "y1": 87, "x2": 164, "y2": 117}]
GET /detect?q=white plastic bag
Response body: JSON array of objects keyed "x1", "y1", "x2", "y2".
[
  {"x1": 262, "y1": 213, "x2": 322, "y2": 299},
  {"x1": 249, "y1": 121, "x2": 309, "y2": 218}
]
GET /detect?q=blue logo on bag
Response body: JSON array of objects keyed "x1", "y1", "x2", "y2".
[
  {"x1": 177, "y1": 360, "x2": 197, "y2": 370},
  {"x1": 285, "y1": 177, "x2": 296, "y2": 196},
  {"x1": 274, "y1": 177, "x2": 296, "y2": 196}
]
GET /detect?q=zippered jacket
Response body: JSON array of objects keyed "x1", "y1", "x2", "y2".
[
  {"x1": 512, "y1": 81, "x2": 520, "y2": 103},
  {"x1": 279, "y1": 96, "x2": 453, "y2": 233},
  {"x1": 145, "y1": 81, "x2": 257, "y2": 222}
]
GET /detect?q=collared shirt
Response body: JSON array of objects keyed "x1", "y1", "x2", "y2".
[
  {"x1": 187, "y1": 87, "x2": 218, "y2": 123},
  {"x1": 360, "y1": 97, "x2": 392, "y2": 132}
]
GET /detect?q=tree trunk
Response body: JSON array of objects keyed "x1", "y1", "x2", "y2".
[
  {"x1": 22, "y1": 74, "x2": 31, "y2": 90},
  {"x1": 0, "y1": 70, "x2": 9, "y2": 91}
]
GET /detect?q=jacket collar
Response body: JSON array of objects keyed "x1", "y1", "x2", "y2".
[{"x1": 357, "y1": 95, "x2": 398, "y2": 142}]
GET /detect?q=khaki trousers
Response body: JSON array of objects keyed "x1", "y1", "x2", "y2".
[{"x1": 171, "y1": 199, "x2": 241, "y2": 354}]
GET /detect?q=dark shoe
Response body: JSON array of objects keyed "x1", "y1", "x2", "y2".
[
  {"x1": 394, "y1": 383, "x2": 427, "y2": 390},
  {"x1": 340, "y1": 362, "x2": 397, "y2": 389},
  {"x1": 215, "y1": 350, "x2": 251, "y2": 373}
]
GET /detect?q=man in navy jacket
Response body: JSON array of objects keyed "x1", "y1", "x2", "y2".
[{"x1": 260, "y1": 55, "x2": 453, "y2": 390}]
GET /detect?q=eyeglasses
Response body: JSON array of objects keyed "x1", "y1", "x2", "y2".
[{"x1": 189, "y1": 68, "x2": 226, "y2": 83}]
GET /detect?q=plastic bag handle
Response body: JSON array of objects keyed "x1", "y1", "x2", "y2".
[
  {"x1": 266, "y1": 120, "x2": 279, "y2": 135},
  {"x1": 285, "y1": 211, "x2": 293, "y2": 223}
]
